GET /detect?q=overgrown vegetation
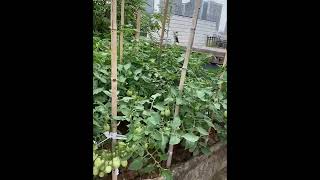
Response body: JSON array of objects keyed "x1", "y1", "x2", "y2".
[
  {"x1": 93, "y1": 0, "x2": 161, "y2": 38},
  {"x1": 93, "y1": 0, "x2": 227, "y2": 179}
]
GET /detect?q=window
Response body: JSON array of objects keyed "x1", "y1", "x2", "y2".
[{"x1": 169, "y1": 0, "x2": 222, "y2": 24}]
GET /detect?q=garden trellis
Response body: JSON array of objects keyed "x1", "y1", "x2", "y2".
[{"x1": 93, "y1": 0, "x2": 227, "y2": 179}]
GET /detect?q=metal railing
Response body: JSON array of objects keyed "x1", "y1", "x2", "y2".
[{"x1": 206, "y1": 35, "x2": 227, "y2": 48}]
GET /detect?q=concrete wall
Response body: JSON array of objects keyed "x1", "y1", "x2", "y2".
[{"x1": 144, "y1": 142, "x2": 227, "y2": 180}]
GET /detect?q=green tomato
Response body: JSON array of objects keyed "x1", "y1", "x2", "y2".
[
  {"x1": 126, "y1": 147, "x2": 131, "y2": 151},
  {"x1": 93, "y1": 153, "x2": 98, "y2": 161},
  {"x1": 101, "y1": 151, "x2": 106, "y2": 157},
  {"x1": 122, "y1": 152, "x2": 128, "y2": 157},
  {"x1": 112, "y1": 157, "x2": 121, "y2": 169},
  {"x1": 105, "y1": 160, "x2": 110, "y2": 166},
  {"x1": 104, "y1": 160, "x2": 111, "y2": 166},
  {"x1": 164, "y1": 127, "x2": 171, "y2": 134},
  {"x1": 127, "y1": 90, "x2": 133, "y2": 96},
  {"x1": 144, "y1": 143, "x2": 149, "y2": 149},
  {"x1": 103, "y1": 124, "x2": 110, "y2": 131},
  {"x1": 132, "y1": 95, "x2": 138, "y2": 100},
  {"x1": 134, "y1": 127, "x2": 142, "y2": 134},
  {"x1": 94, "y1": 157, "x2": 103, "y2": 168},
  {"x1": 99, "y1": 172, "x2": 105, "y2": 178},
  {"x1": 132, "y1": 134, "x2": 140, "y2": 141},
  {"x1": 118, "y1": 141, "x2": 126, "y2": 148},
  {"x1": 128, "y1": 71, "x2": 133, "y2": 76},
  {"x1": 93, "y1": 167, "x2": 99, "y2": 176},
  {"x1": 99, "y1": 164, "x2": 105, "y2": 171},
  {"x1": 121, "y1": 160, "x2": 128, "y2": 167},
  {"x1": 224, "y1": 111, "x2": 227, "y2": 118},
  {"x1": 93, "y1": 144, "x2": 98, "y2": 151},
  {"x1": 160, "y1": 111, "x2": 165, "y2": 116},
  {"x1": 164, "y1": 109, "x2": 170, "y2": 117},
  {"x1": 105, "y1": 165, "x2": 112, "y2": 173}
]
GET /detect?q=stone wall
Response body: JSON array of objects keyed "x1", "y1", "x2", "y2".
[{"x1": 145, "y1": 142, "x2": 227, "y2": 180}]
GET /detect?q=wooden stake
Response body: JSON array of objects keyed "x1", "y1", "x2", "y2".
[
  {"x1": 119, "y1": 0, "x2": 125, "y2": 63},
  {"x1": 135, "y1": 10, "x2": 141, "y2": 39},
  {"x1": 165, "y1": 4, "x2": 172, "y2": 46},
  {"x1": 159, "y1": 0, "x2": 169, "y2": 47},
  {"x1": 111, "y1": 0, "x2": 118, "y2": 179},
  {"x1": 166, "y1": 0, "x2": 201, "y2": 168},
  {"x1": 205, "y1": 112, "x2": 215, "y2": 144},
  {"x1": 222, "y1": 50, "x2": 227, "y2": 67},
  {"x1": 209, "y1": 69, "x2": 226, "y2": 143}
]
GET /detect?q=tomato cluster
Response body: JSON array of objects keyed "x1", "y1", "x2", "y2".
[{"x1": 93, "y1": 142, "x2": 130, "y2": 178}]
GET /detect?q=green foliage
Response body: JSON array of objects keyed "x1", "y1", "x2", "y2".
[
  {"x1": 93, "y1": 36, "x2": 227, "y2": 178},
  {"x1": 93, "y1": 0, "x2": 161, "y2": 37},
  {"x1": 93, "y1": 1, "x2": 226, "y2": 177}
]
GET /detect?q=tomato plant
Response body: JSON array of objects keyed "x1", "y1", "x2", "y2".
[{"x1": 93, "y1": 35, "x2": 227, "y2": 179}]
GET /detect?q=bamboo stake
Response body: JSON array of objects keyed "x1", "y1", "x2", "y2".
[
  {"x1": 159, "y1": 0, "x2": 169, "y2": 47},
  {"x1": 166, "y1": 0, "x2": 201, "y2": 168},
  {"x1": 165, "y1": 4, "x2": 172, "y2": 46},
  {"x1": 222, "y1": 50, "x2": 227, "y2": 67},
  {"x1": 207, "y1": 68, "x2": 226, "y2": 144},
  {"x1": 119, "y1": 0, "x2": 125, "y2": 63},
  {"x1": 205, "y1": 112, "x2": 215, "y2": 144},
  {"x1": 110, "y1": 0, "x2": 118, "y2": 179},
  {"x1": 135, "y1": 10, "x2": 141, "y2": 39}
]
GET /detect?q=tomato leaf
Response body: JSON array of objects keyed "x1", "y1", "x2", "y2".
[
  {"x1": 124, "y1": 63, "x2": 131, "y2": 70},
  {"x1": 128, "y1": 157, "x2": 143, "y2": 170},
  {"x1": 146, "y1": 112, "x2": 161, "y2": 126},
  {"x1": 182, "y1": 133, "x2": 199, "y2": 142},
  {"x1": 196, "y1": 90, "x2": 206, "y2": 100},
  {"x1": 119, "y1": 76, "x2": 126, "y2": 83},
  {"x1": 151, "y1": 93, "x2": 161, "y2": 99},
  {"x1": 196, "y1": 126, "x2": 209, "y2": 136},
  {"x1": 134, "y1": 105, "x2": 144, "y2": 111},
  {"x1": 161, "y1": 134, "x2": 168, "y2": 152},
  {"x1": 164, "y1": 97, "x2": 174, "y2": 104},
  {"x1": 151, "y1": 131, "x2": 162, "y2": 140},
  {"x1": 177, "y1": 56, "x2": 184, "y2": 62},
  {"x1": 159, "y1": 154, "x2": 168, "y2": 161},
  {"x1": 214, "y1": 103, "x2": 221, "y2": 110},
  {"x1": 93, "y1": 120, "x2": 100, "y2": 127},
  {"x1": 112, "y1": 116, "x2": 127, "y2": 121},
  {"x1": 141, "y1": 164, "x2": 155, "y2": 173},
  {"x1": 121, "y1": 97, "x2": 134, "y2": 102},
  {"x1": 176, "y1": 97, "x2": 184, "y2": 105},
  {"x1": 203, "y1": 118, "x2": 214, "y2": 127},
  {"x1": 102, "y1": 90, "x2": 111, "y2": 97},
  {"x1": 169, "y1": 135, "x2": 181, "y2": 145},
  {"x1": 93, "y1": 88, "x2": 104, "y2": 95},
  {"x1": 134, "y1": 68, "x2": 143, "y2": 75},
  {"x1": 153, "y1": 104, "x2": 165, "y2": 111},
  {"x1": 161, "y1": 169, "x2": 173, "y2": 180},
  {"x1": 201, "y1": 146, "x2": 212, "y2": 155},
  {"x1": 171, "y1": 117, "x2": 181, "y2": 129}
]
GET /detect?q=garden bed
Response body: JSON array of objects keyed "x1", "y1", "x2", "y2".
[
  {"x1": 169, "y1": 141, "x2": 226, "y2": 180},
  {"x1": 101, "y1": 130, "x2": 226, "y2": 180},
  {"x1": 93, "y1": 32, "x2": 227, "y2": 180},
  {"x1": 143, "y1": 141, "x2": 227, "y2": 180}
]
